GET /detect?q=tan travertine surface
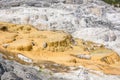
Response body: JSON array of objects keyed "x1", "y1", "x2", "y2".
[{"x1": 0, "y1": 22, "x2": 120, "y2": 75}]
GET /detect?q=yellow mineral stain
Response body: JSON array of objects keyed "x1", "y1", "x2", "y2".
[{"x1": 0, "y1": 22, "x2": 120, "y2": 75}]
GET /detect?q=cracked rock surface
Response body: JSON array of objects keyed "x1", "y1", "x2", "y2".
[
  {"x1": 0, "y1": 0, "x2": 120, "y2": 55},
  {"x1": 0, "y1": 0, "x2": 120, "y2": 80},
  {"x1": 0, "y1": 54, "x2": 70, "y2": 80}
]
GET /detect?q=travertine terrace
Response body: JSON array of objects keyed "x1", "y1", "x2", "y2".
[{"x1": 0, "y1": 22, "x2": 120, "y2": 75}]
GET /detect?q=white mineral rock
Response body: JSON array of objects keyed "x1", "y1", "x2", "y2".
[{"x1": 18, "y1": 54, "x2": 33, "y2": 63}]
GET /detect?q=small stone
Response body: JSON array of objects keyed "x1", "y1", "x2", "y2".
[
  {"x1": 71, "y1": 39, "x2": 77, "y2": 46},
  {"x1": 77, "y1": 54, "x2": 91, "y2": 60},
  {"x1": 2, "y1": 44, "x2": 9, "y2": 48},
  {"x1": 33, "y1": 66, "x2": 40, "y2": 71},
  {"x1": 42, "y1": 42, "x2": 47, "y2": 48},
  {"x1": 18, "y1": 54, "x2": 33, "y2": 63}
]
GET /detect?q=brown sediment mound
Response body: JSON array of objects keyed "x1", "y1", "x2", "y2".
[{"x1": 0, "y1": 22, "x2": 120, "y2": 75}]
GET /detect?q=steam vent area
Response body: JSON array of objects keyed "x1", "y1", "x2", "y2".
[{"x1": 0, "y1": 22, "x2": 120, "y2": 75}]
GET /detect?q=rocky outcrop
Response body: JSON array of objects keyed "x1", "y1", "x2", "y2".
[
  {"x1": 0, "y1": 63, "x2": 6, "y2": 78},
  {"x1": 0, "y1": 0, "x2": 51, "y2": 8},
  {"x1": 0, "y1": 53, "x2": 71, "y2": 80},
  {"x1": 1, "y1": 72, "x2": 23, "y2": 80},
  {"x1": 0, "y1": 22, "x2": 120, "y2": 75},
  {"x1": 0, "y1": 1, "x2": 120, "y2": 50},
  {"x1": 0, "y1": 0, "x2": 89, "y2": 9},
  {"x1": 0, "y1": 0, "x2": 120, "y2": 80}
]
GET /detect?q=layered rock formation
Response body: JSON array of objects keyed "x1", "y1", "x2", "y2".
[
  {"x1": 0, "y1": 22, "x2": 120, "y2": 75},
  {"x1": 0, "y1": 54, "x2": 70, "y2": 80},
  {"x1": 0, "y1": 0, "x2": 120, "y2": 80},
  {"x1": 0, "y1": 0, "x2": 120, "y2": 56}
]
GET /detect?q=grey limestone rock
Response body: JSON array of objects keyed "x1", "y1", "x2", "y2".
[
  {"x1": 1, "y1": 72, "x2": 23, "y2": 80},
  {"x1": 0, "y1": 63, "x2": 6, "y2": 78}
]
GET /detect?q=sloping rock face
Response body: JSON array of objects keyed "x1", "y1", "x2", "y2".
[
  {"x1": 0, "y1": 22, "x2": 120, "y2": 80},
  {"x1": 0, "y1": 54, "x2": 70, "y2": 80},
  {"x1": 0, "y1": 0, "x2": 95, "y2": 8},
  {"x1": 0, "y1": 22, "x2": 120, "y2": 76},
  {"x1": 0, "y1": 54, "x2": 120, "y2": 80},
  {"x1": 0, "y1": 0, "x2": 120, "y2": 80},
  {"x1": 0, "y1": 7, "x2": 78, "y2": 33},
  {"x1": 0, "y1": 0, "x2": 120, "y2": 56}
]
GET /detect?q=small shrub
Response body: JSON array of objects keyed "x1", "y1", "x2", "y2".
[{"x1": 103, "y1": 0, "x2": 120, "y2": 7}]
